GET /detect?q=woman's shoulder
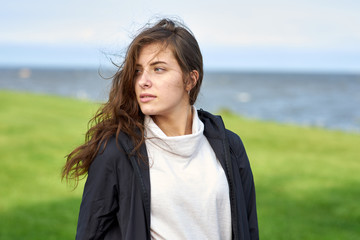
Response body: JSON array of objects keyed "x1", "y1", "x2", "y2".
[
  {"x1": 99, "y1": 135, "x2": 122, "y2": 156},
  {"x1": 91, "y1": 133, "x2": 130, "y2": 168},
  {"x1": 224, "y1": 129, "x2": 252, "y2": 171},
  {"x1": 225, "y1": 129, "x2": 245, "y2": 153},
  {"x1": 225, "y1": 129, "x2": 243, "y2": 145}
]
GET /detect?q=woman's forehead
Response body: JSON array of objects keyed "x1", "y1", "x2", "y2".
[{"x1": 137, "y1": 43, "x2": 176, "y2": 65}]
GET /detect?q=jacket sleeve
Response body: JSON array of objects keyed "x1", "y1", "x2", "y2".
[
  {"x1": 76, "y1": 143, "x2": 120, "y2": 240},
  {"x1": 227, "y1": 130, "x2": 259, "y2": 240}
]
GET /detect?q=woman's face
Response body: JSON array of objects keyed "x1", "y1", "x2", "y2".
[{"x1": 134, "y1": 43, "x2": 190, "y2": 118}]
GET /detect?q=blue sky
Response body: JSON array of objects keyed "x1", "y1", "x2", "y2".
[{"x1": 1, "y1": 0, "x2": 359, "y2": 72}]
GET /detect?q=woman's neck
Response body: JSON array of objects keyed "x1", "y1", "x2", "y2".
[{"x1": 152, "y1": 106, "x2": 193, "y2": 136}]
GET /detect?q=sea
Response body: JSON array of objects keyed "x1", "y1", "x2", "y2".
[{"x1": 1, "y1": 67, "x2": 360, "y2": 133}]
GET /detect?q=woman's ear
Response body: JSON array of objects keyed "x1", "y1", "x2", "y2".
[{"x1": 186, "y1": 70, "x2": 199, "y2": 91}]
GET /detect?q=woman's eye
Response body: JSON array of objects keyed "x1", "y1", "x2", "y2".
[
  {"x1": 135, "y1": 69, "x2": 141, "y2": 75},
  {"x1": 155, "y1": 67, "x2": 164, "y2": 72}
]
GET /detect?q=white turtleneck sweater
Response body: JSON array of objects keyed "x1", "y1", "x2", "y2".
[{"x1": 144, "y1": 108, "x2": 232, "y2": 240}]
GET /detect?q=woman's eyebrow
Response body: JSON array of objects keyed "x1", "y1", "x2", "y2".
[{"x1": 150, "y1": 61, "x2": 167, "y2": 66}]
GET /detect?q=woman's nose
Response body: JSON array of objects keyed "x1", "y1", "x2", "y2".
[{"x1": 138, "y1": 70, "x2": 152, "y2": 88}]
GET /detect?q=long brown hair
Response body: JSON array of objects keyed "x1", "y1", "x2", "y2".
[{"x1": 62, "y1": 18, "x2": 204, "y2": 186}]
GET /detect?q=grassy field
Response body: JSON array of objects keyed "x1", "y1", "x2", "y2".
[{"x1": 0, "y1": 90, "x2": 359, "y2": 239}]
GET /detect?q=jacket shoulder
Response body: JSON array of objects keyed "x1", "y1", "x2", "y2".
[
  {"x1": 89, "y1": 134, "x2": 130, "y2": 172},
  {"x1": 225, "y1": 129, "x2": 244, "y2": 151},
  {"x1": 225, "y1": 129, "x2": 251, "y2": 171}
]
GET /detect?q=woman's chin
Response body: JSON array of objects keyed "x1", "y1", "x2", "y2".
[{"x1": 140, "y1": 107, "x2": 158, "y2": 116}]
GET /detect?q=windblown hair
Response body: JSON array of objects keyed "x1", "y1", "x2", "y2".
[{"x1": 62, "y1": 18, "x2": 203, "y2": 186}]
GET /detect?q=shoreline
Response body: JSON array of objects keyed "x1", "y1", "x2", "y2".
[
  {"x1": 0, "y1": 89, "x2": 360, "y2": 134},
  {"x1": 2, "y1": 89, "x2": 359, "y2": 134}
]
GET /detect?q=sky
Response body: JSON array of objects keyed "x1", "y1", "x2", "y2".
[{"x1": 1, "y1": 0, "x2": 359, "y2": 72}]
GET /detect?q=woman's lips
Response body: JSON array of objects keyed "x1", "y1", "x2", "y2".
[{"x1": 139, "y1": 93, "x2": 156, "y2": 103}]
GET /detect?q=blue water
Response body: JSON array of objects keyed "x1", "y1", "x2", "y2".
[{"x1": 1, "y1": 67, "x2": 359, "y2": 132}]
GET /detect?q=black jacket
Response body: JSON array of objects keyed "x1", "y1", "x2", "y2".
[{"x1": 76, "y1": 109, "x2": 259, "y2": 240}]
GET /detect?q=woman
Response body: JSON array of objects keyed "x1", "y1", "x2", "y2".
[{"x1": 63, "y1": 18, "x2": 259, "y2": 240}]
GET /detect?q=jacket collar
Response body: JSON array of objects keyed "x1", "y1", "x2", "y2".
[{"x1": 198, "y1": 109, "x2": 227, "y2": 140}]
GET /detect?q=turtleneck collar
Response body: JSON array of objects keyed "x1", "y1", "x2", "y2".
[{"x1": 144, "y1": 106, "x2": 204, "y2": 158}]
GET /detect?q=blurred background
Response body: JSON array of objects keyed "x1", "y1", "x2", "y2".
[
  {"x1": 1, "y1": 0, "x2": 359, "y2": 239},
  {"x1": 1, "y1": 0, "x2": 360, "y2": 131}
]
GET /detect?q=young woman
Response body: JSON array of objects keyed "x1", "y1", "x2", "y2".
[{"x1": 63, "y1": 18, "x2": 259, "y2": 240}]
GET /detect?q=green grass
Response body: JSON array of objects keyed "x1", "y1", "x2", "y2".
[
  {"x1": 221, "y1": 111, "x2": 360, "y2": 239},
  {"x1": 0, "y1": 91, "x2": 96, "y2": 239},
  {"x1": 1, "y1": 90, "x2": 359, "y2": 239}
]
